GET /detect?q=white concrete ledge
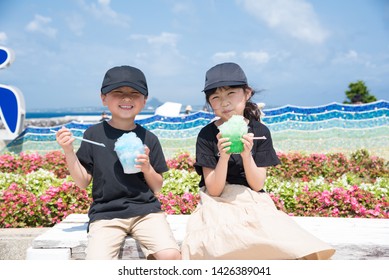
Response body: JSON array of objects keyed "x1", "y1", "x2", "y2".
[
  {"x1": 26, "y1": 214, "x2": 389, "y2": 260},
  {"x1": 26, "y1": 248, "x2": 71, "y2": 260}
]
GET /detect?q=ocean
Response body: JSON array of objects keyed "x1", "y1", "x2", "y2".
[
  {"x1": 24, "y1": 104, "x2": 202, "y2": 119},
  {"x1": 25, "y1": 110, "x2": 155, "y2": 119}
]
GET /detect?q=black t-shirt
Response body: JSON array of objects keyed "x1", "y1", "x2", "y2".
[
  {"x1": 195, "y1": 119, "x2": 280, "y2": 188},
  {"x1": 76, "y1": 121, "x2": 168, "y2": 225}
]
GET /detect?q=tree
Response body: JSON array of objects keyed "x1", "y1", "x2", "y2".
[{"x1": 344, "y1": 80, "x2": 377, "y2": 104}]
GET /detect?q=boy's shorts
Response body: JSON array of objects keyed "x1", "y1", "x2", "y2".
[{"x1": 86, "y1": 212, "x2": 179, "y2": 260}]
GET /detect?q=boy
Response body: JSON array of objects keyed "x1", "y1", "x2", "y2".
[{"x1": 55, "y1": 65, "x2": 181, "y2": 260}]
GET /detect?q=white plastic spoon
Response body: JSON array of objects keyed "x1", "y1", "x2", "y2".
[{"x1": 50, "y1": 130, "x2": 106, "y2": 147}]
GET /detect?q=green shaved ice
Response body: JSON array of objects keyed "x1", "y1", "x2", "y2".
[{"x1": 218, "y1": 115, "x2": 248, "y2": 154}]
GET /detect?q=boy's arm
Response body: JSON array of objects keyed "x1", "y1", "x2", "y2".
[
  {"x1": 135, "y1": 146, "x2": 163, "y2": 193},
  {"x1": 55, "y1": 128, "x2": 92, "y2": 189}
]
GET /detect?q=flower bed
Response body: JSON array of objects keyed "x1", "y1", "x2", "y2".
[{"x1": 0, "y1": 149, "x2": 388, "y2": 228}]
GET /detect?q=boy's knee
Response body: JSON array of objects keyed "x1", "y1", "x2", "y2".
[{"x1": 151, "y1": 248, "x2": 181, "y2": 260}]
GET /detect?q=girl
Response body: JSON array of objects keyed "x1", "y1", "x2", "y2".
[{"x1": 181, "y1": 62, "x2": 335, "y2": 260}]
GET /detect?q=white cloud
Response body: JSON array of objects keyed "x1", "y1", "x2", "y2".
[
  {"x1": 79, "y1": 0, "x2": 131, "y2": 28},
  {"x1": 0, "y1": 32, "x2": 7, "y2": 43},
  {"x1": 212, "y1": 52, "x2": 237, "y2": 62},
  {"x1": 331, "y1": 50, "x2": 376, "y2": 68},
  {"x1": 25, "y1": 14, "x2": 57, "y2": 38},
  {"x1": 242, "y1": 51, "x2": 270, "y2": 64},
  {"x1": 332, "y1": 49, "x2": 359, "y2": 64},
  {"x1": 212, "y1": 50, "x2": 272, "y2": 65},
  {"x1": 345, "y1": 50, "x2": 358, "y2": 60},
  {"x1": 128, "y1": 32, "x2": 185, "y2": 77},
  {"x1": 239, "y1": 0, "x2": 329, "y2": 44},
  {"x1": 66, "y1": 13, "x2": 85, "y2": 36},
  {"x1": 130, "y1": 32, "x2": 179, "y2": 48},
  {"x1": 172, "y1": 2, "x2": 193, "y2": 14}
]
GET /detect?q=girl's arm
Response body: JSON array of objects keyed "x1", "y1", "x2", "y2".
[
  {"x1": 203, "y1": 133, "x2": 231, "y2": 197},
  {"x1": 55, "y1": 128, "x2": 92, "y2": 189},
  {"x1": 241, "y1": 133, "x2": 267, "y2": 191}
]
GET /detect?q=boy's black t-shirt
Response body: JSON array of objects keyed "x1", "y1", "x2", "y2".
[
  {"x1": 194, "y1": 119, "x2": 280, "y2": 188},
  {"x1": 76, "y1": 121, "x2": 168, "y2": 226}
]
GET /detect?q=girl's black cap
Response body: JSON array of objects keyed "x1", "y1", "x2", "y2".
[{"x1": 203, "y1": 62, "x2": 247, "y2": 92}]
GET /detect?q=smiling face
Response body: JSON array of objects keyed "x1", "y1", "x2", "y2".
[
  {"x1": 208, "y1": 86, "x2": 251, "y2": 123},
  {"x1": 101, "y1": 86, "x2": 146, "y2": 129}
]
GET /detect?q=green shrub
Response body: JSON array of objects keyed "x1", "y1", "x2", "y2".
[
  {"x1": 0, "y1": 182, "x2": 90, "y2": 227},
  {"x1": 268, "y1": 149, "x2": 388, "y2": 182},
  {"x1": 0, "y1": 150, "x2": 388, "y2": 227},
  {"x1": 162, "y1": 169, "x2": 200, "y2": 195}
]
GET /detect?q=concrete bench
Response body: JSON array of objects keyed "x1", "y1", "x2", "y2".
[{"x1": 26, "y1": 214, "x2": 389, "y2": 260}]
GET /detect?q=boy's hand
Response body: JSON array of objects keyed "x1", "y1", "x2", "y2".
[
  {"x1": 55, "y1": 127, "x2": 75, "y2": 154},
  {"x1": 137, "y1": 145, "x2": 163, "y2": 192},
  {"x1": 136, "y1": 145, "x2": 151, "y2": 173}
]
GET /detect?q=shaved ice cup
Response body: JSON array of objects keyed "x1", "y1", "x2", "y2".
[
  {"x1": 218, "y1": 115, "x2": 248, "y2": 154},
  {"x1": 114, "y1": 132, "x2": 145, "y2": 174}
]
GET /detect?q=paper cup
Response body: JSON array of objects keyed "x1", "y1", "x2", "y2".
[
  {"x1": 218, "y1": 115, "x2": 248, "y2": 154},
  {"x1": 116, "y1": 148, "x2": 144, "y2": 174},
  {"x1": 222, "y1": 132, "x2": 244, "y2": 154},
  {"x1": 114, "y1": 132, "x2": 145, "y2": 174}
]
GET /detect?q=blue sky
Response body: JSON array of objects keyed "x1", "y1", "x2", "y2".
[{"x1": 1, "y1": 0, "x2": 389, "y2": 110}]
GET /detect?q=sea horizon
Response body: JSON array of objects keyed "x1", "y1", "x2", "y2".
[
  {"x1": 25, "y1": 103, "x2": 205, "y2": 119},
  {"x1": 25, "y1": 110, "x2": 155, "y2": 119}
]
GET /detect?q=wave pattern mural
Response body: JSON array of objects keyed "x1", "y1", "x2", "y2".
[{"x1": 2, "y1": 100, "x2": 388, "y2": 160}]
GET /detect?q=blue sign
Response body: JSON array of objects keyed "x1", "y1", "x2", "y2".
[
  {"x1": 0, "y1": 84, "x2": 24, "y2": 135},
  {"x1": 0, "y1": 46, "x2": 25, "y2": 137},
  {"x1": 0, "y1": 47, "x2": 14, "y2": 69}
]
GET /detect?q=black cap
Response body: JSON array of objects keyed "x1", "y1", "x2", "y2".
[
  {"x1": 203, "y1": 62, "x2": 247, "y2": 92},
  {"x1": 101, "y1": 65, "x2": 148, "y2": 96}
]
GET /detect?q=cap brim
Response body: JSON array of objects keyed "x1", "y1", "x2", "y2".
[
  {"x1": 203, "y1": 81, "x2": 247, "y2": 92},
  {"x1": 101, "y1": 82, "x2": 148, "y2": 96}
]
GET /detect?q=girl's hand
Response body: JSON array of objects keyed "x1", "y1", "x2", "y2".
[
  {"x1": 55, "y1": 127, "x2": 75, "y2": 154},
  {"x1": 136, "y1": 145, "x2": 151, "y2": 173},
  {"x1": 216, "y1": 132, "x2": 231, "y2": 158},
  {"x1": 241, "y1": 133, "x2": 254, "y2": 157}
]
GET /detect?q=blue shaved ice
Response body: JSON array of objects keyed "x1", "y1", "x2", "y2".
[{"x1": 114, "y1": 132, "x2": 145, "y2": 174}]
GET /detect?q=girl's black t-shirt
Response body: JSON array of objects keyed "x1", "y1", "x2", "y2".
[
  {"x1": 76, "y1": 121, "x2": 168, "y2": 226},
  {"x1": 195, "y1": 119, "x2": 280, "y2": 188}
]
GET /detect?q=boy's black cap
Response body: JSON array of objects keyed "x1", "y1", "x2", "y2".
[
  {"x1": 203, "y1": 62, "x2": 247, "y2": 92},
  {"x1": 101, "y1": 65, "x2": 148, "y2": 96}
]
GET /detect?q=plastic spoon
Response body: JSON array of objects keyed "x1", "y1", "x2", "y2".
[{"x1": 50, "y1": 130, "x2": 106, "y2": 147}]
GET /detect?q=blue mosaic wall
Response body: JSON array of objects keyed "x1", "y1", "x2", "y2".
[{"x1": 2, "y1": 100, "x2": 388, "y2": 160}]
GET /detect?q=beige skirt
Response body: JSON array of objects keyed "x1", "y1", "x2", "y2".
[{"x1": 181, "y1": 184, "x2": 335, "y2": 260}]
